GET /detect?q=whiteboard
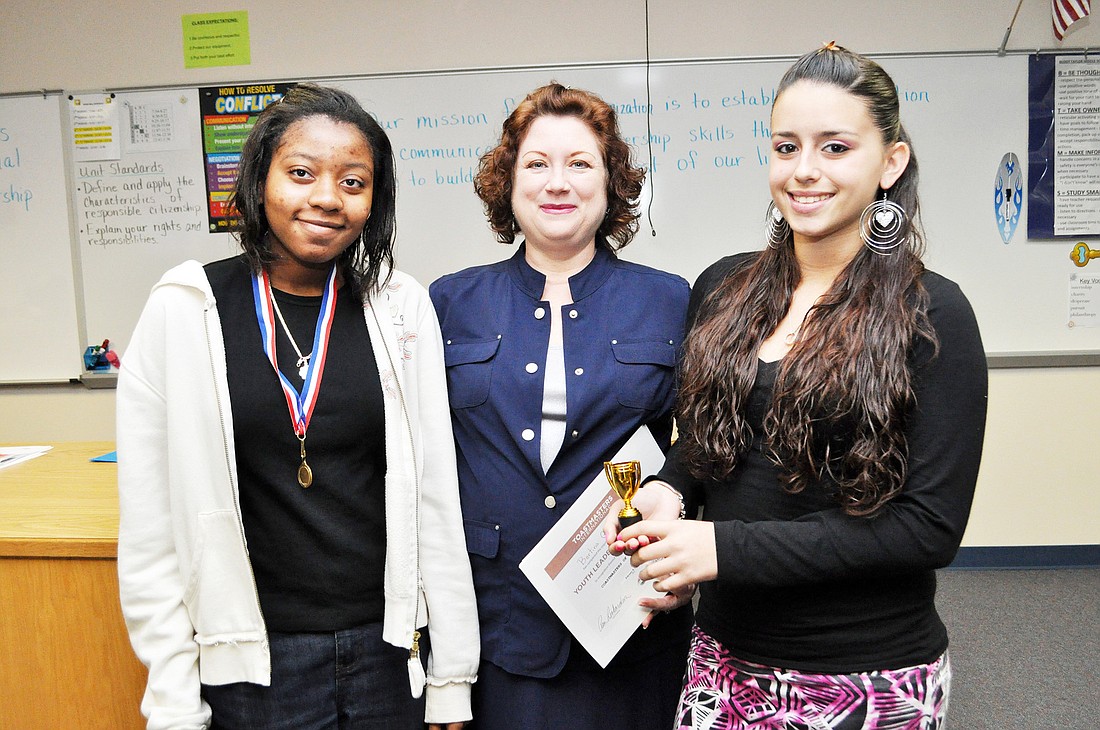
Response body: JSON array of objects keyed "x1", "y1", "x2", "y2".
[
  {"x1": 69, "y1": 88, "x2": 239, "y2": 362},
  {"x1": 5, "y1": 54, "x2": 1100, "y2": 382},
  {"x1": 0, "y1": 95, "x2": 81, "y2": 383},
  {"x1": 342, "y1": 56, "x2": 1098, "y2": 358}
]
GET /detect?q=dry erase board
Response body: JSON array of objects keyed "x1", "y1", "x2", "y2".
[
  {"x1": 69, "y1": 88, "x2": 239, "y2": 365},
  {"x1": 3, "y1": 54, "x2": 1099, "y2": 382},
  {"x1": 0, "y1": 95, "x2": 82, "y2": 383}
]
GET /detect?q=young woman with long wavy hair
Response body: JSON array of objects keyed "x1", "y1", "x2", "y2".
[{"x1": 607, "y1": 45, "x2": 988, "y2": 730}]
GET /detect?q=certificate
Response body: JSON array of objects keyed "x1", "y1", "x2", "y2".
[
  {"x1": 519, "y1": 427, "x2": 666, "y2": 667},
  {"x1": 0, "y1": 445, "x2": 52, "y2": 470}
]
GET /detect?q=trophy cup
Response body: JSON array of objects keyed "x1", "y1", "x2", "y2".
[{"x1": 603, "y1": 460, "x2": 643, "y2": 528}]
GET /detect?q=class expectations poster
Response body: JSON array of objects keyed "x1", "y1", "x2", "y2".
[{"x1": 199, "y1": 82, "x2": 293, "y2": 232}]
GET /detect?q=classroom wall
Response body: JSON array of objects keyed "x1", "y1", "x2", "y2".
[
  {"x1": 2, "y1": 0, "x2": 1098, "y2": 548},
  {"x1": 4, "y1": 0, "x2": 1100, "y2": 92}
]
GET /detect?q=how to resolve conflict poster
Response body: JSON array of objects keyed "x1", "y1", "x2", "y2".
[{"x1": 199, "y1": 82, "x2": 292, "y2": 232}]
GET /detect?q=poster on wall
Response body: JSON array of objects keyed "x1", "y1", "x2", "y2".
[
  {"x1": 1027, "y1": 54, "x2": 1100, "y2": 238},
  {"x1": 1053, "y1": 56, "x2": 1100, "y2": 236},
  {"x1": 199, "y1": 82, "x2": 292, "y2": 232},
  {"x1": 68, "y1": 93, "x2": 121, "y2": 162},
  {"x1": 121, "y1": 93, "x2": 192, "y2": 155},
  {"x1": 182, "y1": 11, "x2": 251, "y2": 69}
]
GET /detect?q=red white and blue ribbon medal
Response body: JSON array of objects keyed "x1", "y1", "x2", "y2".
[{"x1": 251, "y1": 265, "x2": 338, "y2": 487}]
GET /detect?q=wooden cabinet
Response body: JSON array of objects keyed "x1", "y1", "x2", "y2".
[{"x1": 0, "y1": 442, "x2": 146, "y2": 729}]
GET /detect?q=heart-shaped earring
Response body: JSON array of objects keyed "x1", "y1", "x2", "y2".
[{"x1": 859, "y1": 192, "x2": 908, "y2": 255}]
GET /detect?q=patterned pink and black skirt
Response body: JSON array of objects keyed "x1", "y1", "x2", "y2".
[{"x1": 676, "y1": 625, "x2": 951, "y2": 730}]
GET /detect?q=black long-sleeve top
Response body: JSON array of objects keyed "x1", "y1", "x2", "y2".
[{"x1": 659, "y1": 253, "x2": 988, "y2": 673}]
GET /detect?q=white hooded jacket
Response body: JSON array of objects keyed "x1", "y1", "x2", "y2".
[{"x1": 117, "y1": 260, "x2": 479, "y2": 729}]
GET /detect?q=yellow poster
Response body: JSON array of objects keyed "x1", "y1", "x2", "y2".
[{"x1": 182, "y1": 11, "x2": 251, "y2": 69}]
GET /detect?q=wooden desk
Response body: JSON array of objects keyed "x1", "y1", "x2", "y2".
[{"x1": 0, "y1": 442, "x2": 147, "y2": 729}]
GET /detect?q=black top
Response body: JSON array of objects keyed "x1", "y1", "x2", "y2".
[
  {"x1": 659, "y1": 252, "x2": 988, "y2": 672},
  {"x1": 206, "y1": 255, "x2": 387, "y2": 631}
]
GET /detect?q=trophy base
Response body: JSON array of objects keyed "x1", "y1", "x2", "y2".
[{"x1": 618, "y1": 509, "x2": 642, "y2": 529}]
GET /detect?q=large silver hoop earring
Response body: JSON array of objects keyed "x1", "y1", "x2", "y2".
[
  {"x1": 765, "y1": 202, "x2": 790, "y2": 249},
  {"x1": 859, "y1": 192, "x2": 909, "y2": 255}
]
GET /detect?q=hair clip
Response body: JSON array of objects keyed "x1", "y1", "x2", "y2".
[{"x1": 822, "y1": 40, "x2": 839, "y2": 51}]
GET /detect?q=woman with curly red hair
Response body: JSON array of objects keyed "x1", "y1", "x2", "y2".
[{"x1": 431, "y1": 82, "x2": 693, "y2": 729}]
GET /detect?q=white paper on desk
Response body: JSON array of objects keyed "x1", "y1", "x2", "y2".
[
  {"x1": 0, "y1": 445, "x2": 52, "y2": 470},
  {"x1": 519, "y1": 427, "x2": 666, "y2": 667}
]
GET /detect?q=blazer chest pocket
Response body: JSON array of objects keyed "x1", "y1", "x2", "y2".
[
  {"x1": 443, "y1": 338, "x2": 500, "y2": 408},
  {"x1": 611, "y1": 339, "x2": 677, "y2": 410}
]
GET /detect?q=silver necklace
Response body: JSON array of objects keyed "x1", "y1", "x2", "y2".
[{"x1": 270, "y1": 293, "x2": 312, "y2": 380}]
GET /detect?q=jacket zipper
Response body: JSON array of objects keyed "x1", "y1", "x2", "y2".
[
  {"x1": 369, "y1": 300, "x2": 423, "y2": 656},
  {"x1": 204, "y1": 303, "x2": 264, "y2": 634}
]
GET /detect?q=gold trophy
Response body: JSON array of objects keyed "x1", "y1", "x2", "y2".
[{"x1": 603, "y1": 460, "x2": 643, "y2": 528}]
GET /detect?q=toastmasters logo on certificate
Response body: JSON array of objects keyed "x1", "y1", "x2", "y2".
[{"x1": 182, "y1": 11, "x2": 251, "y2": 69}]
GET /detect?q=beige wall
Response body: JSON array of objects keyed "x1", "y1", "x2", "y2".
[
  {"x1": 4, "y1": 1, "x2": 1100, "y2": 93},
  {"x1": 2, "y1": 0, "x2": 1098, "y2": 548}
]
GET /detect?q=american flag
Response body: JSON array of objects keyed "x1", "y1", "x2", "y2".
[{"x1": 1053, "y1": 0, "x2": 1091, "y2": 40}]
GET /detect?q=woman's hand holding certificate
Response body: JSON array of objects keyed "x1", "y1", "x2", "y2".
[{"x1": 603, "y1": 481, "x2": 704, "y2": 626}]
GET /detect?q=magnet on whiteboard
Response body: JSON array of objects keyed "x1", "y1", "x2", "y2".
[
  {"x1": 1071, "y1": 241, "x2": 1100, "y2": 267},
  {"x1": 994, "y1": 152, "x2": 1022, "y2": 244}
]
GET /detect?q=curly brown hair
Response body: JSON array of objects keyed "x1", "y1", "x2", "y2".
[
  {"x1": 676, "y1": 46, "x2": 938, "y2": 517},
  {"x1": 474, "y1": 82, "x2": 645, "y2": 251}
]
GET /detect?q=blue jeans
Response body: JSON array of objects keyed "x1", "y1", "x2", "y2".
[{"x1": 202, "y1": 622, "x2": 426, "y2": 729}]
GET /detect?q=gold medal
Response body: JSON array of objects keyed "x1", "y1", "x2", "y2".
[
  {"x1": 297, "y1": 433, "x2": 312, "y2": 488},
  {"x1": 254, "y1": 267, "x2": 338, "y2": 494},
  {"x1": 297, "y1": 461, "x2": 313, "y2": 488}
]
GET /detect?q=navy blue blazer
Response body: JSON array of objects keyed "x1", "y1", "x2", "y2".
[{"x1": 430, "y1": 244, "x2": 693, "y2": 678}]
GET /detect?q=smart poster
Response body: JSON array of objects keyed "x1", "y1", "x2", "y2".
[
  {"x1": 1028, "y1": 54, "x2": 1100, "y2": 238},
  {"x1": 198, "y1": 82, "x2": 292, "y2": 232},
  {"x1": 1053, "y1": 56, "x2": 1100, "y2": 236}
]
